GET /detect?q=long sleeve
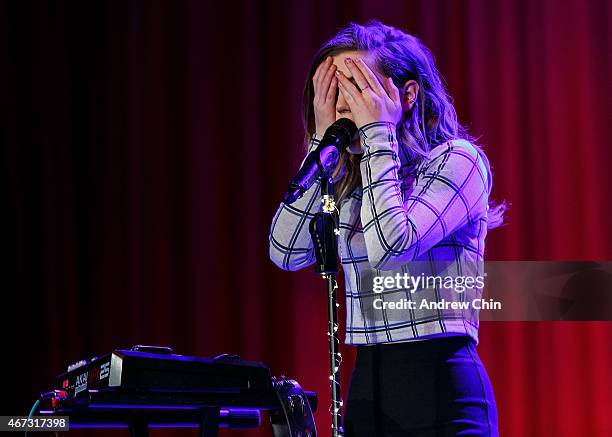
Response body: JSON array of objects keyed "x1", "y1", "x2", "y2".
[
  {"x1": 269, "y1": 134, "x2": 323, "y2": 271},
  {"x1": 359, "y1": 122, "x2": 490, "y2": 271}
]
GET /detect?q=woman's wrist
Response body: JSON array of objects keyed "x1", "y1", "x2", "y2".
[{"x1": 358, "y1": 122, "x2": 398, "y2": 152}]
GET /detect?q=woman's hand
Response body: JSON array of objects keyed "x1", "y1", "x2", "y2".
[
  {"x1": 336, "y1": 57, "x2": 402, "y2": 129},
  {"x1": 312, "y1": 56, "x2": 338, "y2": 137}
]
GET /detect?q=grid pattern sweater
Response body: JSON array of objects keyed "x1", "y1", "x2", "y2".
[{"x1": 269, "y1": 122, "x2": 491, "y2": 345}]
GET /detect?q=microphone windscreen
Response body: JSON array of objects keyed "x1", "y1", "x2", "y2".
[{"x1": 322, "y1": 118, "x2": 358, "y2": 150}]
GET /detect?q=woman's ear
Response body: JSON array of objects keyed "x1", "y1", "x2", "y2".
[{"x1": 401, "y1": 80, "x2": 419, "y2": 113}]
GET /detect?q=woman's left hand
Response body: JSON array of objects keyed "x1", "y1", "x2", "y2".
[{"x1": 335, "y1": 57, "x2": 403, "y2": 129}]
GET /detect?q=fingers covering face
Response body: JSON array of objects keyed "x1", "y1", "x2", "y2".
[
  {"x1": 336, "y1": 57, "x2": 396, "y2": 103},
  {"x1": 313, "y1": 56, "x2": 330, "y2": 82},
  {"x1": 313, "y1": 57, "x2": 338, "y2": 104},
  {"x1": 336, "y1": 72, "x2": 362, "y2": 106},
  {"x1": 322, "y1": 64, "x2": 337, "y2": 101},
  {"x1": 342, "y1": 57, "x2": 370, "y2": 93},
  {"x1": 353, "y1": 58, "x2": 386, "y2": 96},
  {"x1": 326, "y1": 76, "x2": 338, "y2": 103}
]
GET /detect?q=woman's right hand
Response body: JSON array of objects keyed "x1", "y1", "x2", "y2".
[{"x1": 312, "y1": 56, "x2": 338, "y2": 137}]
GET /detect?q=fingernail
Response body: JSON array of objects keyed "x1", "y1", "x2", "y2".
[{"x1": 335, "y1": 71, "x2": 340, "y2": 75}]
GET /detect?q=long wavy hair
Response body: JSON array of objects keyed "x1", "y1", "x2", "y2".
[{"x1": 302, "y1": 20, "x2": 506, "y2": 228}]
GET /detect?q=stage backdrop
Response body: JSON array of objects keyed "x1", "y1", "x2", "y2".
[{"x1": 3, "y1": 0, "x2": 611, "y2": 435}]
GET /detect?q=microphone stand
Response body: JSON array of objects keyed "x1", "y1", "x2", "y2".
[{"x1": 309, "y1": 175, "x2": 343, "y2": 437}]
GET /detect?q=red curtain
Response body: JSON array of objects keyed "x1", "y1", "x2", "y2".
[{"x1": 3, "y1": 0, "x2": 610, "y2": 435}]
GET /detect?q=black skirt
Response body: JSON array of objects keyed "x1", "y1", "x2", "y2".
[{"x1": 343, "y1": 335, "x2": 499, "y2": 436}]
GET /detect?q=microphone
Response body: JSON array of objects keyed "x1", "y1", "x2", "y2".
[{"x1": 283, "y1": 118, "x2": 357, "y2": 205}]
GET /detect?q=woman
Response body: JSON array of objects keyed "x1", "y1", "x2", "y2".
[{"x1": 269, "y1": 20, "x2": 504, "y2": 436}]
